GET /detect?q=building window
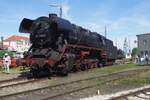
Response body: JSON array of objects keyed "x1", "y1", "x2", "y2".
[
  {"x1": 25, "y1": 41, "x2": 28, "y2": 45},
  {"x1": 143, "y1": 40, "x2": 147, "y2": 45},
  {"x1": 17, "y1": 40, "x2": 23, "y2": 45}
]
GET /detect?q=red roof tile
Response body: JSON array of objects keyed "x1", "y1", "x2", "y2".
[{"x1": 4, "y1": 35, "x2": 29, "y2": 41}]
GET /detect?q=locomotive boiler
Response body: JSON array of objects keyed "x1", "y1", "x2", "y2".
[{"x1": 19, "y1": 14, "x2": 119, "y2": 78}]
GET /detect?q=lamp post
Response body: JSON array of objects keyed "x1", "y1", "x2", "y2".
[
  {"x1": 104, "y1": 26, "x2": 107, "y2": 38},
  {"x1": 1, "y1": 36, "x2": 3, "y2": 49}
]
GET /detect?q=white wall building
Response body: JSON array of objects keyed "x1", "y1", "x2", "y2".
[{"x1": 3, "y1": 35, "x2": 30, "y2": 53}]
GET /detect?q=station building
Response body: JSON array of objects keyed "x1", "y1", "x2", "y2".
[
  {"x1": 2, "y1": 35, "x2": 30, "y2": 53},
  {"x1": 137, "y1": 33, "x2": 150, "y2": 57}
]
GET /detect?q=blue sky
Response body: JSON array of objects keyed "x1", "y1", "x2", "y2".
[{"x1": 1, "y1": 0, "x2": 150, "y2": 49}]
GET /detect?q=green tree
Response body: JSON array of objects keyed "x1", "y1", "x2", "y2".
[
  {"x1": 0, "y1": 50, "x2": 15, "y2": 58},
  {"x1": 131, "y1": 48, "x2": 138, "y2": 57}
]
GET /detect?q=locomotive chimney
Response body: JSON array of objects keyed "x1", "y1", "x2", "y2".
[{"x1": 49, "y1": 13, "x2": 57, "y2": 19}]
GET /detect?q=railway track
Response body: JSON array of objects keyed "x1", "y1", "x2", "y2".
[
  {"x1": 0, "y1": 77, "x2": 49, "y2": 98},
  {"x1": 43, "y1": 68, "x2": 150, "y2": 100},
  {"x1": 0, "y1": 67, "x2": 150, "y2": 100},
  {"x1": 0, "y1": 77, "x2": 28, "y2": 87},
  {"x1": 0, "y1": 78, "x2": 46, "y2": 89},
  {"x1": 108, "y1": 85, "x2": 150, "y2": 100}
]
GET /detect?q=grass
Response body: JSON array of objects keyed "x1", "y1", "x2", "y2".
[
  {"x1": 88, "y1": 63, "x2": 148, "y2": 75},
  {"x1": 118, "y1": 71, "x2": 150, "y2": 85},
  {"x1": 0, "y1": 66, "x2": 28, "y2": 74},
  {"x1": 0, "y1": 63, "x2": 148, "y2": 75},
  {"x1": 48, "y1": 63, "x2": 150, "y2": 85},
  {"x1": 98, "y1": 70, "x2": 150, "y2": 94}
]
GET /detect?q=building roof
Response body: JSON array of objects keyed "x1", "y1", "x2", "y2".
[
  {"x1": 136, "y1": 33, "x2": 150, "y2": 37},
  {"x1": 4, "y1": 35, "x2": 29, "y2": 41}
]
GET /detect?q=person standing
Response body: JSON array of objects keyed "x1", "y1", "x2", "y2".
[
  {"x1": 145, "y1": 54, "x2": 149, "y2": 65},
  {"x1": 3, "y1": 53, "x2": 11, "y2": 73}
]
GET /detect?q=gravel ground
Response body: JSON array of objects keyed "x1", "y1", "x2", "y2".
[
  {"x1": 2, "y1": 67, "x2": 149, "y2": 100},
  {"x1": 0, "y1": 79, "x2": 49, "y2": 96},
  {"x1": 0, "y1": 73, "x2": 21, "y2": 81},
  {"x1": 49, "y1": 70, "x2": 150, "y2": 100},
  {"x1": 81, "y1": 85, "x2": 150, "y2": 100},
  {"x1": 0, "y1": 65, "x2": 150, "y2": 100},
  {"x1": 52, "y1": 82, "x2": 144, "y2": 100}
]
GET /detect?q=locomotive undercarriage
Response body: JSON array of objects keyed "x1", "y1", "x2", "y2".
[
  {"x1": 26, "y1": 44, "x2": 107, "y2": 78},
  {"x1": 29, "y1": 64, "x2": 52, "y2": 78}
]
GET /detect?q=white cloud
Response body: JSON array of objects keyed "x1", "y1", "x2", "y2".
[
  {"x1": 74, "y1": 14, "x2": 150, "y2": 49},
  {"x1": 110, "y1": 15, "x2": 150, "y2": 34}
]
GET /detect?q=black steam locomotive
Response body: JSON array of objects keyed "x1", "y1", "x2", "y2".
[{"x1": 19, "y1": 14, "x2": 123, "y2": 77}]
